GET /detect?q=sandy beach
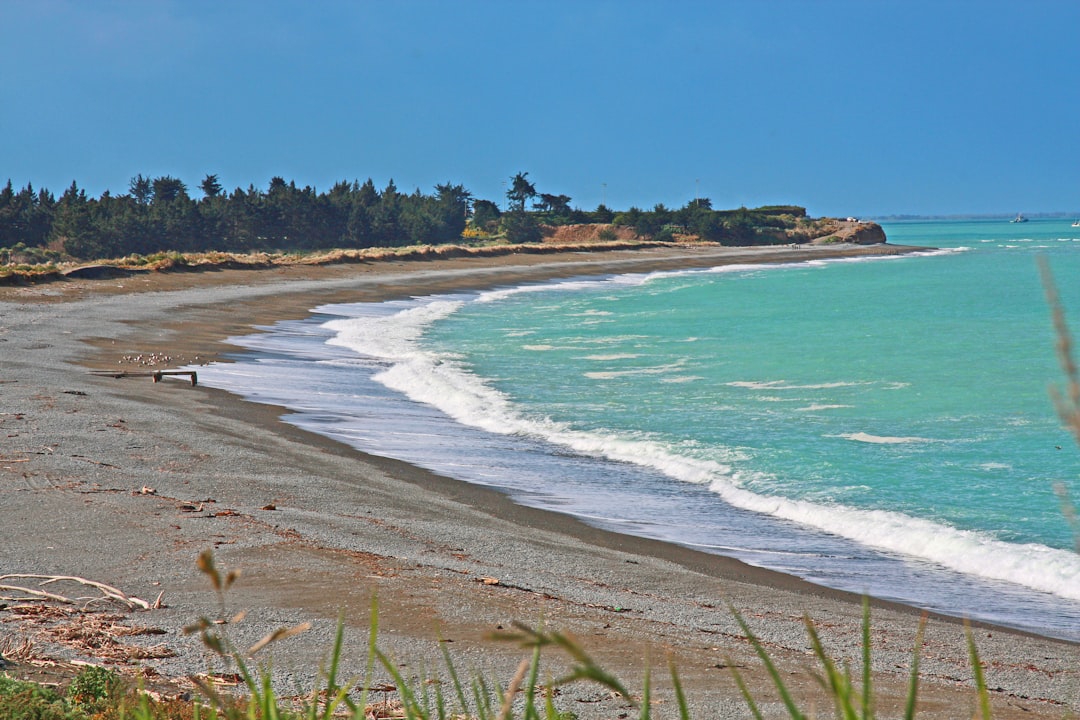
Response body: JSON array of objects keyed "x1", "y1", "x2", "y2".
[{"x1": 2, "y1": 242, "x2": 1078, "y2": 718}]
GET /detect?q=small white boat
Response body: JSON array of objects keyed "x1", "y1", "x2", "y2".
[
  {"x1": 1011, "y1": 213, "x2": 1028, "y2": 223},
  {"x1": 1072, "y1": 219, "x2": 1080, "y2": 227}
]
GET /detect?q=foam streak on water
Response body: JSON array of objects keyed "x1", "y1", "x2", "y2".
[
  {"x1": 322, "y1": 277, "x2": 1080, "y2": 604},
  {"x1": 194, "y1": 219, "x2": 1080, "y2": 641}
]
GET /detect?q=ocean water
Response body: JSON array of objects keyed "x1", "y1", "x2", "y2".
[{"x1": 195, "y1": 218, "x2": 1080, "y2": 640}]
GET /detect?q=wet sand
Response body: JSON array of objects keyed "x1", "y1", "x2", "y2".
[{"x1": 1, "y1": 243, "x2": 1077, "y2": 718}]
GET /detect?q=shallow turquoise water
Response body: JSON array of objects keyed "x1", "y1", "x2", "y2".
[
  {"x1": 425, "y1": 228, "x2": 1080, "y2": 552},
  {"x1": 197, "y1": 218, "x2": 1080, "y2": 638}
]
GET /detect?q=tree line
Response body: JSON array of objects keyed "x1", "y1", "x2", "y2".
[{"x1": 0, "y1": 171, "x2": 808, "y2": 262}]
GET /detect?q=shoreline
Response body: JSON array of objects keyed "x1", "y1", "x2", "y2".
[{"x1": 3, "y1": 242, "x2": 1078, "y2": 717}]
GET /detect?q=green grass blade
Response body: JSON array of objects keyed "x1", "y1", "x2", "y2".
[
  {"x1": 966, "y1": 622, "x2": 993, "y2": 720},
  {"x1": 310, "y1": 613, "x2": 357, "y2": 719},
  {"x1": 376, "y1": 648, "x2": 424, "y2": 719},
  {"x1": 903, "y1": 614, "x2": 927, "y2": 720},
  {"x1": 543, "y1": 685, "x2": 560, "y2": 720},
  {"x1": 322, "y1": 613, "x2": 346, "y2": 716},
  {"x1": 357, "y1": 597, "x2": 380, "y2": 718},
  {"x1": 545, "y1": 630, "x2": 633, "y2": 701},
  {"x1": 637, "y1": 664, "x2": 652, "y2": 720},
  {"x1": 259, "y1": 667, "x2": 280, "y2": 720},
  {"x1": 522, "y1": 643, "x2": 542, "y2": 720},
  {"x1": 861, "y1": 597, "x2": 873, "y2": 720},
  {"x1": 728, "y1": 663, "x2": 766, "y2": 720},
  {"x1": 474, "y1": 674, "x2": 495, "y2": 720},
  {"x1": 440, "y1": 640, "x2": 470, "y2": 716},
  {"x1": 804, "y1": 617, "x2": 857, "y2": 720},
  {"x1": 668, "y1": 659, "x2": 691, "y2": 720},
  {"x1": 419, "y1": 662, "x2": 435, "y2": 720},
  {"x1": 731, "y1": 607, "x2": 806, "y2": 720},
  {"x1": 433, "y1": 674, "x2": 448, "y2": 720}
]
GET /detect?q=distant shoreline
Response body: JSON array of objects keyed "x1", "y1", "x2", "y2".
[{"x1": 873, "y1": 213, "x2": 1080, "y2": 221}]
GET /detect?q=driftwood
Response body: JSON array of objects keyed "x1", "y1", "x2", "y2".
[
  {"x1": 0, "y1": 574, "x2": 151, "y2": 610},
  {"x1": 89, "y1": 369, "x2": 198, "y2": 386}
]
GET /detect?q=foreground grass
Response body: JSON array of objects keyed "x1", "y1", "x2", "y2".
[
  {"x1": 0, "y1": 554, "x2": 1002, "y2": 720},
  {"x1": 0, "y1": 603, "x2": 999, "y2": 720}
]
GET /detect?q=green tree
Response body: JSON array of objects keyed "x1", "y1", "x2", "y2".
[
  {"x1": 502, "y1": 209, "x2": 542, "y2": 244},
  {"x1": 434, "y1": 182, "x2": 472, "y2": 242},
  {"x1": 471, "y1": 199, "x2": 501, "y2": 230},
  {"x1": 613, "y1": 206, "x2": 643, "y2": 229},
  {"x1": 151, "y1": 176, "x2": 188, "y2": 204},
  {"x1": 724, "y1": 207, "x2": 758, "y2": 244},
  {"x1": 690, "y1": 210, "x2": 730, "y2": 242},
  {"x1": 0, "y1": 181, "x2": 53, "y2": 248},
  {"x1": 506, "y1": 172, "x2": 536, "y2": 213},
  {"x1": 200, "y1": 174, "x2": 223, "y2": 199},
  {"x1": 148, "y1": 177, "x2": 196, "y2": 251},
  {"x1": 221, "y1": 185, "x2": 263, "y2": 252},
  {"x1": 51, "y1": 181, "x2": 104, "y2": 258},
  {"x1": 591, "y1": 203, "x2": 614, "y2": 223},
  {"x1": 535, "y1": 193, "x2": 572, "y2": 224},
  {"x1": 343, "y1": 179, "x2": 380, "y2": 247},
  {"x1": 197, "y1": 178, "x2": 229, "y2": 248},
  {"x1": 129, "y1": 174, "x2": 153, "y2": 205},
  {"x1": 371, "y1": 179, "x2": 403, "y2": 245}
]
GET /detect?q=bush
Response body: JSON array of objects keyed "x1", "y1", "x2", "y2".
[
  {"x1": 67, "y1": 665, "x2": 122, "y2": 707},
  {"x1": 652, "y1": 226, "x2": 676, "y2": 243},
  {"x1": 501, "y1": 211, "x2": 542, "y2": 244},
  {"x1": 0, "y1": 675, "x2": 72, "y2": 720}
]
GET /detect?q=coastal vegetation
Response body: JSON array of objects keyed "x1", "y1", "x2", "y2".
[
  {"x1": 0, "y1": 555, "x2": 1000, "y2": 720},
  {"x1": 0, "y1": 173, "x2": 830, "y2": 276}
]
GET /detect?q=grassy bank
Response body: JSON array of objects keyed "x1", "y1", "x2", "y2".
[{"x1": 0, "y1": 237, "x2": 701, "y2": 286}]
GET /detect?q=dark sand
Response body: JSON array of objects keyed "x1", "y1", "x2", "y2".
[{"x1": 1, "y1": 243, "x2": 1077, "y2": 718}]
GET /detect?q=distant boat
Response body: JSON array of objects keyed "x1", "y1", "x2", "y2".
[
  {"x1": 1073, "y1": 219, "x2": 1080, "y2": 227},
  {"x1": 1011, "y1": 213, "x2": 1028, "y2": 223}
]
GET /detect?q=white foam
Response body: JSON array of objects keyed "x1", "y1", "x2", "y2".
[
  {"x1": 728, "y1": 380, "x2": 787, "y2": 389},
  {"x1": 468, "y1": 247, "x2": 950, "y2": 311},
  {"x1": 702, "y1": 476, "x2": 1080, "y2": 601},
  {"x1": 321, "y1": 276, "x2": 1080, "y2": 605},
  {"x1": 728, "y1": 379, "x2": 864, "y2": 391},
  {"x1": 583, "y1": 360, "x2": 687, "y2": 380},
  {"x1": 583, "y1": 353, "x2": 642, "y2": 360},
  {"x1": 839, "y1": 432, "x2": 931, "y2": 444}
]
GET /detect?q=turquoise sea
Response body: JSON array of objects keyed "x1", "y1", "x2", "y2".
[{"x1": 197, "y1": 218, "x2": 1080, "y2": 640}]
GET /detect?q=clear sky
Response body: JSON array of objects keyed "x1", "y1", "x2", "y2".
[{"x1": 3, "y1": 1, "x2": 1079, "y2": 218}]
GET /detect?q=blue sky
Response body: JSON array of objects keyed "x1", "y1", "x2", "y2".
[{"x1": 3, "y1": 1, "x2": 1079, "y2": 217}]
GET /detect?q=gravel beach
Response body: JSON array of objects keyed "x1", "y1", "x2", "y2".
[{"x1": 1, "y1": 242, "x2": 1077, "y2": 718}]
